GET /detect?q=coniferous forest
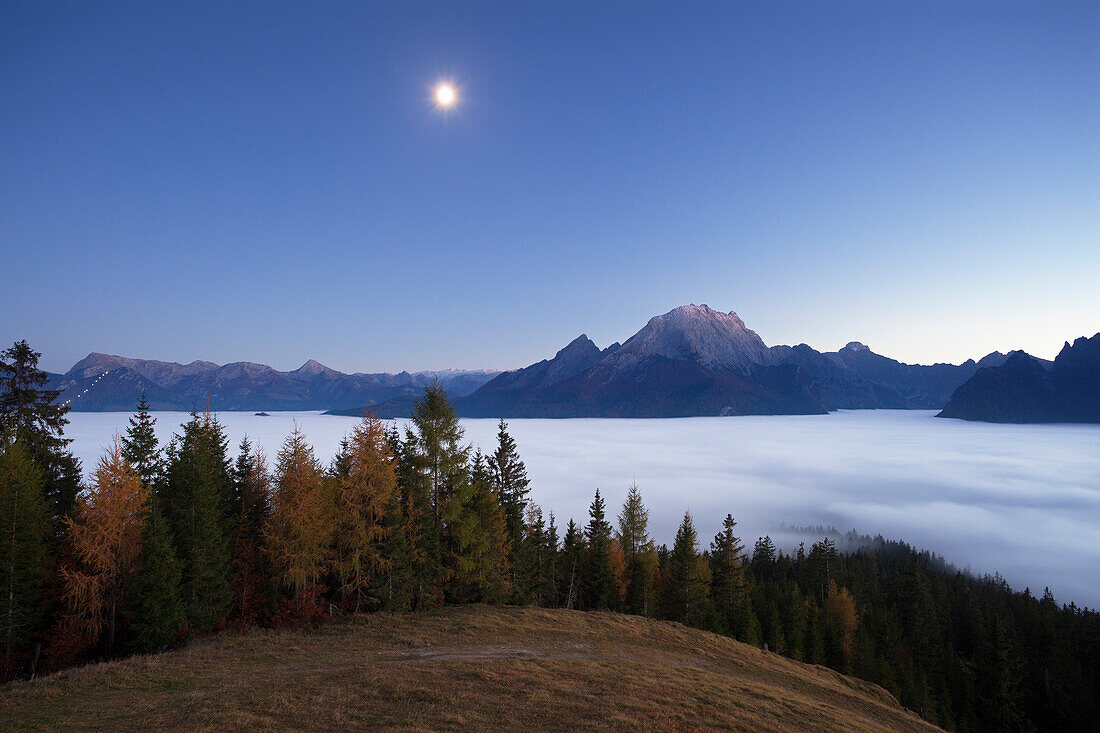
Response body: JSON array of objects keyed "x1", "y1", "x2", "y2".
[{"x1": 2, "y1": 340, "x2": 1098, "y2": 732}]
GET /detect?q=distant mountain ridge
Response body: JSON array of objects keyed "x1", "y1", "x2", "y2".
[
  {"x1": 332, "y1": 304, "x2": 1020, "y2": 418},
  {"x1": 57, "y1": 305, "x2": 1078, "y2": 418},
  {"x1": 49, "y1": 353, "x2": 498, "y2": 412},
  {"x1": 938, "y1": 333, "x2": 1100, "y2": 423}
]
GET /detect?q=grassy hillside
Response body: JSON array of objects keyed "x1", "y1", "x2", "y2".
[{"x1": 0, "y1": 606, "x2": 940, "y2": 732}]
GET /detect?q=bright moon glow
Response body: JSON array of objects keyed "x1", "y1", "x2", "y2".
[{"x1": 434, "y1": 83, "x2": 457, "y2": 109}]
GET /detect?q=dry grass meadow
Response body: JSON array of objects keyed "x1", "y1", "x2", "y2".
[{"x1": 0, "y1": 606, "x2": 941, "y2": 732}]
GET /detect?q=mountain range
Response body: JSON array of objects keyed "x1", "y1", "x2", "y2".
[
  {"x1": 47, "y1": 353, "x2": 498, "y2": 412},
  {"x1": 937, "y1": 333, "x2": 1100, "y2": 423},
  {"x1": 331, "y1": 304, "x2": 1025, "y2": 418},
  {"x1": 55, "y1": 304, "x2": 1089, "y2": 420}
]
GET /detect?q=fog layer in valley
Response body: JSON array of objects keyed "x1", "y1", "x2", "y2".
[{"x1": 64, "y1": 410, "x2": 1100, "y2": 607}]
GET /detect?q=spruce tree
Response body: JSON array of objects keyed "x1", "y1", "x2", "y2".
[
  {"x1": 488, "y1": 419, "x2": 529, "y2": 570},
  {"x1": 977, "y1": 613, "x2": 1026, "y2": 730},
  {"x1": 160, "y1": 411, "x2": 234, "y2": 632},
  {"x1": 376, "y1": 416, "x2": 413, "y2": 612},
  {"x1": 581, "y1": 488, "x2": 616, "y2": 610},
  {"x1": 517, "y1": 503, "x2": 548, "y2": 605},
  {"x1": 233, "y1": 437, "x2": 271, "y2": 545},
  {"x1": 394, "y1": 426, "x2": 441, "y2": 609},
  {"x1": 0, "y1": 441, "x2": 48, "y2": 665},
  {"x1": 616, "y1": 483, "x2": 655, "y2": 616},
  {"x1": 407, "y1": 385, "x2": 470, "y2": 607},
  {"x1": 409, "y1": 383, "x2": 468, "y2": 522},
  {"x1": 662, "y1": 511, "x2": 714, "y2": 628},
  {"x1": 0, "y1": 340, "x2": 81, "y2": 533},
  {"x1": 560, "y1": 519, "x2": 585, "y2": 610},
  {"x1": 230, "y1": 438, "x2": 271, "y2": 624},
  {"x1": 710, "y1": 514, "x2": 756, "y2": 641},
  {"x1": 441, "y1": 452, "x2": 511, "y2": 604},
  {"x1": 752, "y1": 536, "x2": 778, "y2": 577},
  {"x1": 121, "y1": 393, "x2": 161, "y2": 489},
  {"x1": 125, "y1": 495, "x2": 184, "y2": 652},
  {"x1": 808, "y1": 537, "x2": 839, "y2": 603},
  {"x1": 545, "y1": 512, "x2": 560, "y2": 607},
  {"x1": 378, "y1": 485, "x2": 415, "y2": 611}
]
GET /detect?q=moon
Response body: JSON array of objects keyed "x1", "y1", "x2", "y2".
[{"x1": 434, "y1": 82, "x2": 457, "y2": 109}]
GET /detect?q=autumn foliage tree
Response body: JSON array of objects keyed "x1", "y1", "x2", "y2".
[
  {"x1": 332, "y1": 416, "x2": 396, "y2": 612},
  {"x1": 4, "y1": 378, "x2": 1095, "y2": 732},
  {"x1": 825, "y1": 580, "x2": 858, "y2": 667},
  {"x1": 266, "y1": 427, "x2": 333, "y2": 611},
  {"x1": 61, "y1": 440, "x2": 150, "y2": 657}
]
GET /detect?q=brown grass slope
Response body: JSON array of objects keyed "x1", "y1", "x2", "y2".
[{"x1": 0, "y1": 606, "x2": 941, "y2": 732}]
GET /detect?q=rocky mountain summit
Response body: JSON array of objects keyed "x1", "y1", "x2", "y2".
[
  {"x1": 612, "y1": 304, "x2": 768, "y2": 373},
  {"x1": 938, "y1": 333, "x2": 1100, "y2": 423},
  {"x1": 339, "y1": 304, "x2": 1014, "y2": 418}
]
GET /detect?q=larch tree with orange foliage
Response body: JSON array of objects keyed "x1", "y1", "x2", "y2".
[
  {"x1": 265, "y1": 427, "x2": 333, "y2": 605},
  {"x1": 61, "y1": 439, "x2": 150, "y2": 657},
  {"x1": 825, "y1": 580, "x2": 858, "y2": 667},
  {"x1": 332, "y1": 416, "x2": 396, "y2": 612}
]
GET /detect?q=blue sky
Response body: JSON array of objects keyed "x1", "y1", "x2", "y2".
[{"x1": 2, "y1": 1, "x2": 1097, "y2": 374}]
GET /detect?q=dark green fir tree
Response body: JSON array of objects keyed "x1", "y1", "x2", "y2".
[
  {"x1": 125, "y1": 496, "x2": 184, "y2": 652},
  {"x1": 581, "y1": 488, "x2": 616, "y2": 611},
  {"x1": 0, "y1": 340, "x2": 81, "y2": 534},
  {"x1": 662, "y1": 511, "x2": 714, "y2": 628},
  {"x1": 160, "y1": 410, "x2": 234, "y2": 633},
  {"x1": 710, "y1": 514, "x2": 756, "y2": 642},
  {"x1": 0, "y1": 442, "x2": 49, "y2": 665},
  {"x1": 560, "y1": 519, "x2": 585, "y2": 610},
  {"x1": 488, "y1": 419, "x2": 529, "y2": 570},
  {"x1": 121, "y1": 393, "x2": 162, "y2": 489}
]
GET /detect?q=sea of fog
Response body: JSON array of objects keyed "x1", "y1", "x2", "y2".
[{"x1": 63, "y1": 410, "x2": 1100, "y2": 607}]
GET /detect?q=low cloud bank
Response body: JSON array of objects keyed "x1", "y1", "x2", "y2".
[{"x1": 66, "y1": 410, "x2": 1100, "y2": 607}]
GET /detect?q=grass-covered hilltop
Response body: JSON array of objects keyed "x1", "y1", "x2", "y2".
[
  {"x1": 2, "y1": 339, "x2": 1099, "y2": 731},
  {"x1": 0, "y1": 606, "x2": 938, "y2": 732}
]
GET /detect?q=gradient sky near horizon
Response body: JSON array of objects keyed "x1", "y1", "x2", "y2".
[{"x1": 2, "y1": 1, "x2": 1097, "y2": 374}]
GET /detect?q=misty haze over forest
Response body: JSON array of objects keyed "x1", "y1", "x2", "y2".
[{"x1": 63, "y1": 408, "x2": 1100, "y2": 607}]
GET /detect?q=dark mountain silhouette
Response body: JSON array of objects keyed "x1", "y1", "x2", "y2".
[
  {"x1": 55, "y1": 305, "x2": 1070, "y2": 419},
  {"x1": 820, "y1": 341, "x2": 1014, "y2": 408},
  {"x1": 48, "y1": 353, "x2": 498, "y2": 412},
  {"x1": 336, "y1": 304, "x2": 1012, "y2": 418},
  {"x1": 938, "y1": 333, "x2": 1100, "y2": 423},
  {"x1": 464, "y1": 305, "x2": 823, "y2": 417}
]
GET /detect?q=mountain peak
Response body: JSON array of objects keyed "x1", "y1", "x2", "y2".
[
  {"x1": 294, "y1": 359, "x2": 336, "y2": 376},
  {"x1": 555, "y1": 334, "x2": 600, "y2": 360},
  {"x1": 842, "y1": 341, "x2": 871, "y2": 353},
  {"x1": 1054, "y1": 332, "x2": 1100, "y2": 372},
  {"x1": 616, "y1": 304, "x2": 767, "y2": 372}
]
